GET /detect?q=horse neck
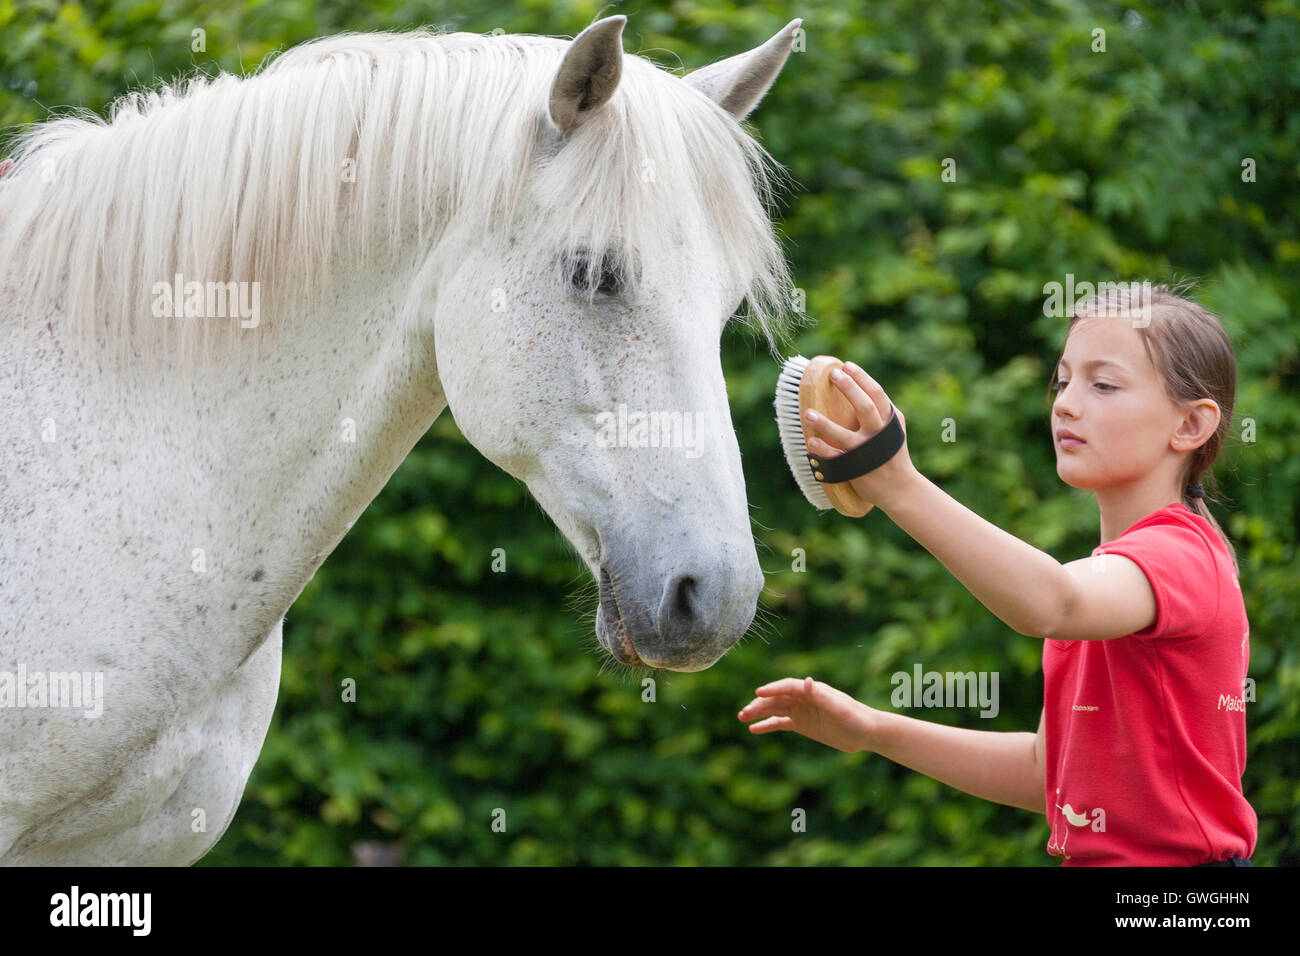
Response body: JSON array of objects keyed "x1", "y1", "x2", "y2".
[
  {"x1": 8, "y1": 241, "x2": 448, "y2": 660},
  {"x1": 189, "y1": 261, "x2": 449, "y2": 638}
]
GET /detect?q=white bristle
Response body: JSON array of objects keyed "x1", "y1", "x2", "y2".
[{"x1": 773, "y1": 354, "x2": 834, "y2": 511}]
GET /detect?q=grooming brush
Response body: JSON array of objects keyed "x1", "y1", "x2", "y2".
[{"x1": 773, "y1": 355, "x2": 906, "y2": 518}]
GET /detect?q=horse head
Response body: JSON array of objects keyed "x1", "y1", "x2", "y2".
[{"x1": 431, "y1": 17, "x2": 802, "y2": 671}]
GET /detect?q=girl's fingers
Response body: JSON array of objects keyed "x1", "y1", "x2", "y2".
[
  {"x1": 808, "y1": 362, "x2": 895, "y2": 446},
  {"x1": 738, "y1": 697, "x2": 793, "y2": 721},
  {"x1": 830, "y1": 367, "x2": 884, "y2": 432},
  {"x1": 747, "y1": 715, "x2": 794, "y2": 734},
  {"x1": 807, "y1": 436, "x2": 842, "y2": 458},
  {"x1": 844, "y1": 362, "x2": 895, "y2": 425},
  {"x1": 847, "y1": 361, "x2": 899, "y2": 431},
  {"x1": 803, "y1": 407, "x2": 860, "y2": 449},
  {"x1": 755, "y1": 677, "x2": 814, "y2": 697}
]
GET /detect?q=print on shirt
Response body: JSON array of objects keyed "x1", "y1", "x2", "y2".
[{"x1": 1047, "y1": 787, "x2": 1106, "y2": 860}]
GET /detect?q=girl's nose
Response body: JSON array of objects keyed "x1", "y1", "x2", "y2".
[{"x1": 1053, "y1": 385, "x2": 1078, "y2": 415}]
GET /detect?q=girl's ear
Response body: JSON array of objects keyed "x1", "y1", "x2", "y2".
[{"x1": 1172, "y1": 398, "x2": 1220, "y2": 450}]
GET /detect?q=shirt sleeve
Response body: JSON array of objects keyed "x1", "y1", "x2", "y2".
[{"x1": 1093, "y1": 523, "x2": 1221, "y2": 640}]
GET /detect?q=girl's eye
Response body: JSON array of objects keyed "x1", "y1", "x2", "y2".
[{"x1": 1051, "y1": 379, "x2": 1117, "y2": 393}]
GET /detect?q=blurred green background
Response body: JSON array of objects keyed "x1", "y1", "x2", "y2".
[{"x1": 3, "y1": 0, "x2": 1295, "y2": 865}]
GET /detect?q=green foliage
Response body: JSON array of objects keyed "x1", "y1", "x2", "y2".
[{"x1": 4, "y1": 0, "x2": 1296, "y2": 865}]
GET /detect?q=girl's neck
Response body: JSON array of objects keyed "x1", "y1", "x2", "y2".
[{"x1": 1095, "y1": 481, "x2": 1184, "y2": 545}]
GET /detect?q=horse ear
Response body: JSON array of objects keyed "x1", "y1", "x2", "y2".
[
  {"x1": 548, "y1": 15, "x2": 627, "y2": 135},
  {"x1": 683, "y1": 19, "x2": 802, "y2": 121}
]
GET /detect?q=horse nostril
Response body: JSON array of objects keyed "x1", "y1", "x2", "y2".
[
  {"x1": 677, "y1": 575, "x2": 698, "y2": 616},
  {"x1": 665, "y1": 574, "x2": 700, "y2": 638}
]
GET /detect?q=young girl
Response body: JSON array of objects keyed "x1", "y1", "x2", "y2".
[{"x1": 739, "y1": 284, "x2": 1257, "y2": 866}]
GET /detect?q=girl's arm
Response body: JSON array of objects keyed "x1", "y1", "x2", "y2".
[
  {"x1": 869, "y1": 703, "x2": 1045, "y2": 814},
  {"x1": 878, "y1": 467, "x2": 1156, "y2": 641},
  {"x1": 876, "y1": 465, "x2": 1072, "y2": 638},
  {"x1": 740, "y1": 678, "x2": 1046, "y2": 813},
  {"x1": 803, "y1": 364, "x2": 1158, "y2": 641}
]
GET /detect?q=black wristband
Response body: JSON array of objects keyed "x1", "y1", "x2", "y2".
[{"x1": 807, "y1": 405, "x2": 905, "y2": 483}]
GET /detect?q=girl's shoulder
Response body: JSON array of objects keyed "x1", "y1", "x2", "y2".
[
  {"x1": 1093, "y1": 503, "x2": 1240, "y2": 643},
  {"x1": 1096, "y1": 503, "x2": 1227, "y2": 568}
]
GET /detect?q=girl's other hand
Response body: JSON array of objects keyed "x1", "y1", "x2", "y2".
[{"x1": 738, "y1": 676, "x2": 880, "y2": 753}]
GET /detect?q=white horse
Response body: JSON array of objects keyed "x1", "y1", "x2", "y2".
[{"x1": 0, "y1": 17, "x2": 803, "y2": 864}]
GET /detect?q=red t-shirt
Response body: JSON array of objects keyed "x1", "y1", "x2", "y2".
[{"x1": 1041, "y1": 502, "x2": 1256, "y2": 865}]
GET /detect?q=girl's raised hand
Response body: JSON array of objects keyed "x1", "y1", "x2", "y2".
[
  {"x1": 802, "y1": 361, "x2": 916, "y2": 509},
  {"x1": 738, "y1": 676, "x2": 879, "y2": 753}
]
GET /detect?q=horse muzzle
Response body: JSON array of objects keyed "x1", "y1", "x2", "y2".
[{"x1": 595, "y1": 549, "x2": 762, "y2": 671}]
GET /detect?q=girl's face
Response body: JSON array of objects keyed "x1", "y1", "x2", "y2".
[{"x1": 1051, "y1": 313, "x2": 1185, "y2": 493}]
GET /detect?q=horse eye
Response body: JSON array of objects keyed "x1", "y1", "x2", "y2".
[{"x1": 568, "y1": 251, "x2": 621, "y2": 297}]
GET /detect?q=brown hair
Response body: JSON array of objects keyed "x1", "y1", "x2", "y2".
[{"x1": 1048, "y1": 280, "x2": 1239, "y2": 574}]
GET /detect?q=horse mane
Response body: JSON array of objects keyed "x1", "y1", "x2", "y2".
[{"x1": 0, "y1": 28, "x2": 801, "y2": 370}]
